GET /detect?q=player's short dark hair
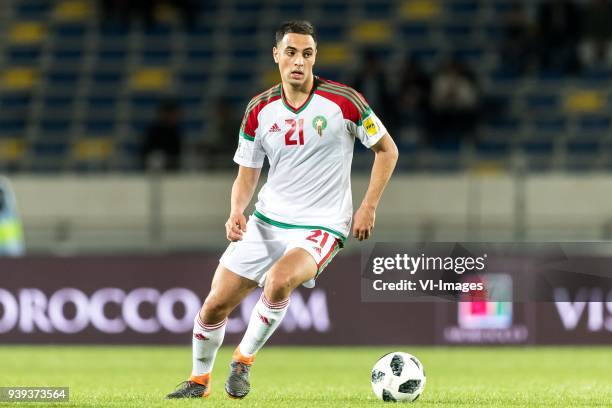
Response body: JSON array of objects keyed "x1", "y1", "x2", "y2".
[{"x1": 275, "y1": 20, "x2": 317, "y2": 45}]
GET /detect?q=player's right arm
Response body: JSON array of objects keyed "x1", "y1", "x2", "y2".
[
  {"x1": 226, "y1": 92, "x2": 269, "y2": 241},
  {"x1": 226, "y1": 166, "x2": 261, "y2": 241}
]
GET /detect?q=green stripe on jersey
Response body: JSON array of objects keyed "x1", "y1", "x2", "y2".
[
  {"x1": 246, "y1": 86, "x2": 281, "y2": 112},
  {"x1": 317, "y1": 83, "x2": 369, "y2": 116},
  {"x1": 254, "y1": 210, "x2": 347, "y2": 241},
  {"x1": 240, "y1": 130, "x2": 255, "y2": 141}
]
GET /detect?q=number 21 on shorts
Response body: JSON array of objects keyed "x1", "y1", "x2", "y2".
[{"x1": 305, "y1": 229, "x2": 330, "y2": 249}]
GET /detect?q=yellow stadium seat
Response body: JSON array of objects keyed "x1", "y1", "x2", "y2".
[
  {"x1": 564, "y1": 90, "x2": 606, "y2": 113},
  {"x1": 317, "y1": 44, "x2": 351, "y2": 66},
  {"x1": 54, "y1": 0, "x2": 90, "y2": 20},
  {"x1": 131, "y1": 68, "x2": 171, "y2": 90},
  {"x1": 10, "y1": 22, "x2": 45, "y2": 44},
  {"x1": 350, "y1": 21, "x2": 392, "y2": 44},
  {"x1": 72, "y1": 139, "x2": 114, "y2": 160},
  {"x1": 0, "y1": 139, "x2": 26, "y2": 161},
  {"x1": 1, "y1": 68, "x2": 37, "y2": 89},
  {"x1": 400, "y1": 0, "x2": 441, "y2": 20}
]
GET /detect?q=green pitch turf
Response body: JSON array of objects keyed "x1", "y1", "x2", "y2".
[{"x1": 0, "y1": 346, "x2": 611, "y2": 407}]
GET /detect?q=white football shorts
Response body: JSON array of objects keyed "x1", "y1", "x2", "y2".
[{"x1": 219, "y1": 215, "x2": 343, "y2": 288}]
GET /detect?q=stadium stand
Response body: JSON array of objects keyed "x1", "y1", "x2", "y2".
[{"x1": 0, "y1": 0, "x2": 610, "y2": 173}]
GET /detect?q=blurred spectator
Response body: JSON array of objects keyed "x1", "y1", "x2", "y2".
[
  {"x1": 203, "y1": 97, "x2": 241, "y2": 169},
  {"x1": 536, "y1": 0, "x2": 581, "y2": 74},
  {"x1": 428, "y1": 60, "x2": 480, "y2": 146},
  {"x1": 500, "y1": 1, "x2": 537, "y2": 74},
  {"x1": 142, "y1": 99, "x2": 183, "y2": 172},
  {"x1": 351, "y1": 50, "x2": 396, "y2": 134},
  {"x1": 579, "y1": 0, "x2": 612, "y2": 69},
  {"x1": 397, "y1": 56, "x2": 431, "y2": 133}
]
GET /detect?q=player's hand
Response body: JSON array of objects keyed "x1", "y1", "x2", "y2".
[
  {"x1": 225, "y1": 212, "x2": 247, "y2": 242},
  {"x1": 352, "y1": 204, "x2": 376, "y2": 241}
]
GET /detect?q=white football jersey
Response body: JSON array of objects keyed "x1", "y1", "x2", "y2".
[{"x1": 233, "y1": 77, "x2": 387, "y2": 241}]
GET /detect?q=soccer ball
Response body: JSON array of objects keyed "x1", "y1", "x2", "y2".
[{"x1": 371, "y1": 351, "x2": 426, "y2": 402}]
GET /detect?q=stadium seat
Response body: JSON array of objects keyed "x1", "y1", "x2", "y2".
[
  {"x1": 10, "y1": 22, "x2": 46, "y2": 44},
  {"x1": 15, "y1": 1, "x2": 51, "y2": 20},
  {"x1": 1, "y1": 68, "x2": 37, "y2": 90},
  {"x1": 317, "y1": 44, "x2": 351, "y2": 66},
  {"x1": 525, "y1": 94, "x2": 559, "y2": 111},
  {"x1": 533, "y1": 117, "x2": 567, "y2": 134},
  {"x1": 0, "y1": 139, "x2": 26, "y2": 162},
  {"x1": 400, "y1": 0, "x2": 442, "y2": 20},
  {"x1": 131, "y1": 68, "x2": 171, "y2": 90},
  {"x1": 54, "y1": 0, "x2": 90, "y2": 21},
  {"x1": 350, "y1": 21, "x2": 392, "y2": 43},
  {"x1": 72, "y1": 138, "x2": 114, "y2": 161},
  {"x1": 578, "y1": 115, "x2": 611, "y2": 133},
  {"x1": 564, "y1": 90, "x2": 606, "y2": 113},
  {"x1": 6, "y1": 46, "x2": 42, "y2": 65},
  {"x1": 364, "y1": 1, "x2": 393, "y2": 18}
]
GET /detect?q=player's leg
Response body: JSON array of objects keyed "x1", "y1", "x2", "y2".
[
  {"x1": 166, "y1": 264, "x2": 258, "y2": 399},
  {"x1": 226, "y1": 247, "x2": 317, "y2": 398}
]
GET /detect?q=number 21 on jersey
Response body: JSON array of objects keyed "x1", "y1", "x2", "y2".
[{"x1": 285, "y1": 119, "x2": 304, "y2": 146}]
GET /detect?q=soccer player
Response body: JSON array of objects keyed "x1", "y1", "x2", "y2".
[{"x1": 166, "y1": 20, "x2": 398, "y2": 399}]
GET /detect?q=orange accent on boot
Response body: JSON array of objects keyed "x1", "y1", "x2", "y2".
[
  {"x1": 189, "y1": 373, "x2": 211, "y2": 397},
  {"x1": 232, "y1": 346, "x2": 256, "y2": 365}
]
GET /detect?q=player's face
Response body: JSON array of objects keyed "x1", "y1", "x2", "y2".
[{"x1": 273, "y1": 33, "x2": 316, "y2": 88}]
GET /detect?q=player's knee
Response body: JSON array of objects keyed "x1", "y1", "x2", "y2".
[
  {"x1": 264, "y1": 273, "x2": 293, "y2": 301},
  {"x1": 200, "y1": 297, "x2": 229, "y2": 322}
]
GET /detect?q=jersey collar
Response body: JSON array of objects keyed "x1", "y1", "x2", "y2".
[{"x1": 280, "y1": 76, "x2": 319, "y2": 114}]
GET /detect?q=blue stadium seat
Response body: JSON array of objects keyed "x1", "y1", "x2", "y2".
[
  {"x1": 400, "y1": 24, "x2": 431, "y2": 40},
  {"x1": 279, "y1": 2, "x2": 305, "y2": 14},
  {"x1": 578, "y1": 115, "x2": 611, "y2": 133},
  {"x1": 566, "y1": 137, "x2": 601, "y2": 154},
  {"x1": 475, "y1": 139, "x2": 511, "y2": 157},
  {"x1": 15, "y1": 1, "x2": 51, "y2": 19},
  {"x1": 87, "y1": 96, "x2": 117, "y2": 111},
  {"x1": 364, "y1": 1, "x2": 393, "y2": 17},
  {"x1": 447, "y1": 1, "x2": 480, "y2": 15},
  {"x1": 487, "y1": 117, "x2": 520, "y2": 133},
  {"x1": 47, "y1": 70, "x2": 80, "y2": 87},
  {"x1": 85, "y1": 119, "x2": 115, "y2": 135},
  {"x1": 526, "y1": 94, "x2": 559, "y2": 111},
  {"x1": 0, "y1": 118, "x2": 26, "y2": 134},
  {"x1": 142, "y1": 49, "x2": 172, "y2": 64},
  {"x1": 233, "y1": 1, "x2": 263, "y2": 13},
  {"x1": 321, "y1": 2, "x2": 349, "y2": 13},
  {"x1": 442, "y1": 24, "x2": 474, "y2": 40},
  {"x1": 52, "y1": 48, "x2": 83, "y2": 62},
  {"x1": 317, "y1": 25, "x2": 344, "y2": 41},
  {"x1": 40, "y1": 118, "x2": 71, "y2": 134},
  {"x1": 55, "y1": 24, "x2": 87, "y2": 40},
  {"x1": 180, "y1": 72, "x2": 209, "y2": 87},
  {"x1": 520, "y1": 138, "x2": 554, "y2": 155},
  {"x1": 43, "y1": 95, "x2": 74, "y2": 110},
  {"x1": 0, "y1": 93, "x2": 31, "y2": 110},
  {"x1": 187, "y1": 48, "x2": 215, "y2": 62},
  {"x1": 533, "y1": 117, "x2": 567, "y2": 133},
  {"x1": 6, "y1": 46, "x2": 41, "y2": 65},
  {"x1": 92, "y1": 71, "x2": 123, "y2": 87}
]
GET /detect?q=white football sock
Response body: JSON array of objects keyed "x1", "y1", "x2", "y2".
[
  {"x1": 238, "y1": 293, "x2": 290, "y2": 357},
  {"x1": 191, "y1": 314, "x2": 227, "y2": 376}
]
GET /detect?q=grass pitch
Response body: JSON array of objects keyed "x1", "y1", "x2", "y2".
[{"x1": 0, "y1": 346, "x2": 610, "y2": 407}]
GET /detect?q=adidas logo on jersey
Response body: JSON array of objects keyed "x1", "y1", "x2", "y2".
[{"x1": 269, "y1": 123, "x2": 281, "y2": 132}]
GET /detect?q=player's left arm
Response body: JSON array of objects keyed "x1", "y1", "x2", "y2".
[{"x1": 353, "y1": 133, "x2": 399, "y2": 241}]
